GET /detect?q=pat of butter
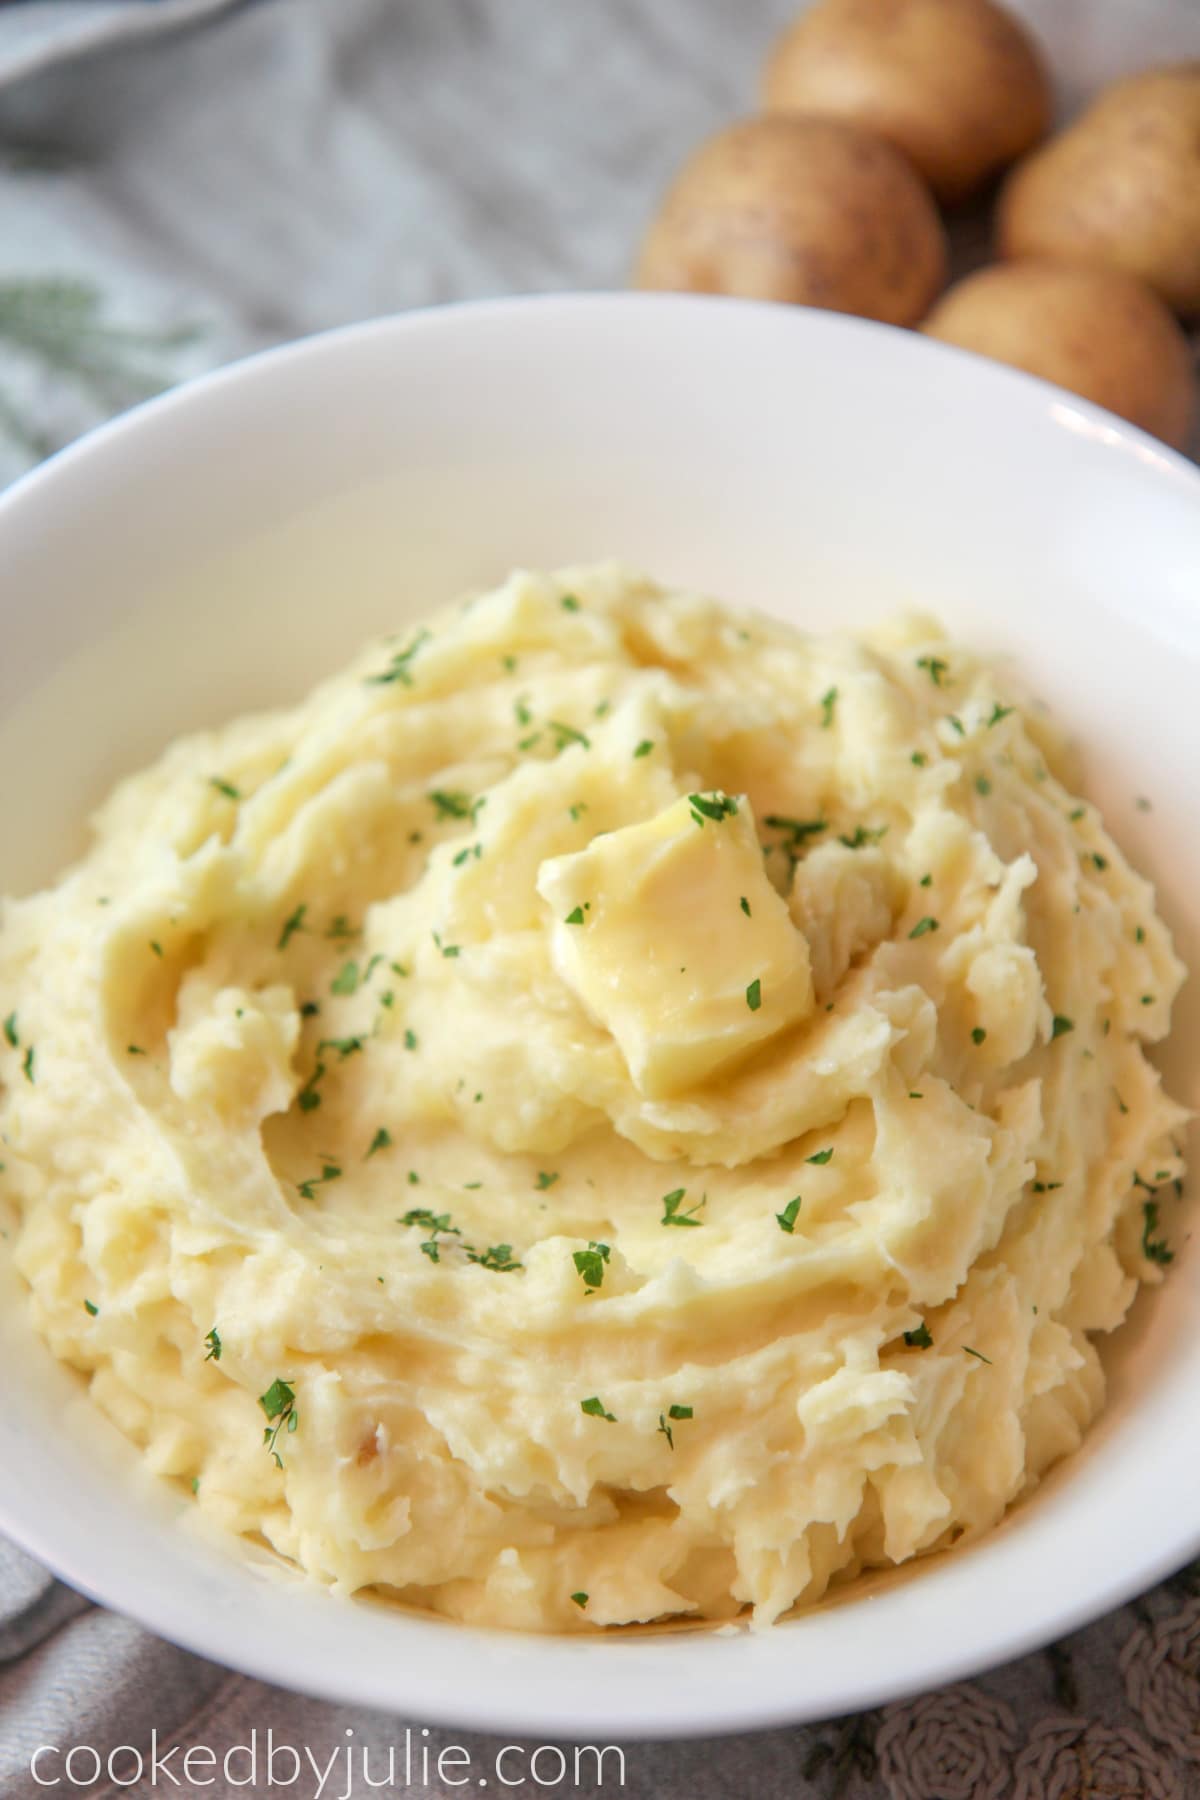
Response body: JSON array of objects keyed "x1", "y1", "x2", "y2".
[{"x1": 537, "y1": 793, "x2": 813, "y2": 1098}]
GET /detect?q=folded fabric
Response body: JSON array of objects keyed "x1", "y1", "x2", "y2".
[{"x1": 0, "y1": 0, "x2": 241, "y2": 89}]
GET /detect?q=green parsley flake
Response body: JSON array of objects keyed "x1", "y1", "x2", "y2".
[
  {"x1": 467, "y1": 1243, "x2": 522, "y2": 1273},
  {"x1": 428, "y1": 789, "x2": 474, "y2": 821},
  {"x1": 83, "y1": 1299, "x2": 99, "y2": 1317},
  {"x1": 916, "y1": 655, "x2": 949, "y2": 686},
  {"x1": 971, "y1": 1028, "x2": 987, "y2": 1045},
  {"x1": 661, "y1": 1188, "x2": 705, "y2": 1228},
  {"x1": 806, "y1": 1148, "x2": 833, "y2": 1165},
  {"x1": 911, "y1": 752, "x2": 928, "y2": 767},
  {"x1": 514, "y1": 697, "x2": 533, "y2": 727},
  {"x1": 150, "y1": 940, "x2": 163, "y2": 958},
  {"x1": 22, "y1": 1046, "x2": 35, "y2": 1081},
  {"x1": 839, "y1": 824, "x2": 888, "y2": 849},
  {"x1": 573, "y1": 1241, "x2": 610, "y2": 1290},
  {"x1": 763, "y1": 813, "x2": 826, "y2": 847},
  {"x1": 278, "y1": 903, "x2": 307, "y2": 950},
  {"x1": 633, "y1": 740, "x2": 654, "y2": 759},
  {"x1": 1050, "y1": 1015, "x2": 1074, "y2": 1040},
  {"x1": 746, "y1": 978, "x2": 762, "y2": 1012},
  {"x1": 947, "y1": 715, "x2": 965, "y2": 737},
  {"x1": 432, "y1": 931, "x2": 461, "y2": 959},
  {"x1": 404, "y1": 1029, "x2": 418, "y2": 1051},
  {"x1": 975, "y1": 775, "x2": 992, "y2": 796},
  {"x1": 903, "y1": 1322, "x2": 933, "y2": 1349},
  {"x1": 740, "y1": 896, "x2": 751, "y2": 917},
  {"x1": 987, "y1": 703, "x2": 1014, "y2": 728},
  {"x1": 260, "y1": 1378, "x2": 299, "y2": 1467},
  {"x1": 571, "y1": 1592, "x2": 589, "y2": 1609},
  {"x1": 3, "y1": 1013, "x2": 17, "y2": 1049},
  {"x1": 819, "y1": 686, "x2": 838, "y2": 729},
  {"x1": 561, "y1": 594, "x2": 581, "y2": 612},
  {"x1": 209, "y1": 777, "x2": 241, "y2": 801},
  {"x1": 365, "y1": 630, "x2": 429, "y2": 687},
  {"x1": 297, "y1": 1163, "x2": 342, "y2": 1201},
  {"x1": 776, "y1": 1195, "x2": 802, "y2": 1234},
  {"x1": 688, "y1": 790, "x2": 738, "y2": 828},
  {"x1": 657, "y1": 1404, "x2": 694, "y2": 1450},
  {"x1": 330, "y1": 961, "x2": 360, "y2": 996},
  {"x1": 580, "y1": 1396, "x2": 616, "y2": 1422},
  {"x1": 1142, "y1": 1201, "x2": 1174, "y2": 1266},
  {"x1": 963, "y1": 1346, "x2": 992, "y2": 1364},
  {"x1": 549, "y1": 720, "x2": 590, "y2": 752},
  {"x1": 366, "y1": 1127, "x2": 392, "y2": 1160},
  {"x1": 536, "y1": 1171, "x2": 560, "y2": 1190},
  {"x1": 564, "y1": 906, "x2": 586, "y2": 926},
  {"x1": 909, "y1": 916, "x2": 939, "y2": 939},
  {"x1": 204, "y1": 1327, "x2": 222, "y2": 1362}
]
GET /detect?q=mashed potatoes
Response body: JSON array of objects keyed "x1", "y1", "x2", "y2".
[{"x1": 0, "y1": 565, "x2": 1187, "y2": 1632}]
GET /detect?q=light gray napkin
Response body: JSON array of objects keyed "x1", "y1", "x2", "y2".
[{"x1": 0, "y1": 2, "x2": 1198, "y2": 1794}]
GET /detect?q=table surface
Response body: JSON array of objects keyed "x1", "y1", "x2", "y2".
[{"x1": 0, "y1": 3, "x2": 1198, "y2": 1796}]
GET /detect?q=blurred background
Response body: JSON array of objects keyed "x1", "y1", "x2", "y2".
[{"x1": 0, "y1": 0, "x2": 1195, "y2": 485}]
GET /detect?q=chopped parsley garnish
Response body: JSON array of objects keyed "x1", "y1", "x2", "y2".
[
  {"x1": 297, "y1": 1062, "x2": 326, "y2": 1112},
  {"x1": 971, "y1": 1028, "x2": 987, "y2": 1045},
  {"x1": 150, "y1": 940, "x2": 163, "y2": 958},
  {"x1": 432, "y1": 931, "x2": 461, "y2": 959},
  {"x1": 549, "y1": 720, "x2": 590, "y2": 752},
  {"x1": 569, "y1": 802, "x2": 588, "y2": 821},
  {"x1": 657, "y1": 1404, "x2": 694, "y2": 1450},
  {"x1": 572, "y1": 1241, "x2": 610, "y2": 1291},
  {"x1": 919, "y1": 873, "x2": 932, "y2": 887},
  {"x1": 204, "y1": 1327, "x2": 222, "y2": 1362},
  {"x1": 1068, "y1": 807, "x2": 1086, "y2": 823},
  {"x1": 633, "y1": 740, "x2": 654, "y2": 759},
  {"x1": 325, "y1": 914, "x2": 361, "y2": 942},
  {"x1": 661, "y1": 1187, "x2": 704, "y2": 1228},
  {"x1": 819, "y1": 686, "x2": 838, "y2": 729},
  {"x1": 839, "y1": 824, "x2": 887, "y2": 849},
  {"x1": 3, "y1": 1013, "x2": 17, "y2": 1048},
  {"x1": 746, "y1": 978, "x2": 762, "y2": 1012},
  {"x1": 126, "y1": 1045, "x2": 145, "y2": 1057},
  {"x1": 331, "y1": 960, "x2": 360, "y2": 995},
  {"x1": 688, "y1": 791, "x2": 738, "y2": 827},
  {"x1": 209, "y1": 777, "x2": 241, "y2": 802},
  {"x1": 963, "y1": 1346, "x2": 992, "y2": 1364},
  {"x1": 1050, "y1": 1015, "x2": 1074, "y2": 1040},
  {"x1": 987, "y1": 703, "x2": 1014, "y2": 728},
  {"x1": 1142, "y1": 994, "x2": 1155, "y2": 1006},
  {"x1": 366, "y1": 629, "x2": 429, "y2": 687},
  {"x1": 83, "y1": 1299, "x2": 99, "y2": 1317},
  {"x1": 740, "y1": 896, "x2": 751, "y2": 917},
  {"x1": 1031, "y1": 1180, "x2": 1062, "y2": 1194},
  {"x1": 561, "y1": 594, "x2": 581, "y2": 612},
  {"x1": 570, "y1": 1591, "x2": 588, "y2": 1609},
  {"x1": 564, "y1": 906, "x2": 586, "y2": 926},
  {"x1": 975, "y1": 775, "x2": 992, "y2": 796},
  {"x1": 580, "y1": 1396, "x2": 616, "y2": 1422},
  {"x1": 517, "y1": 732, "x2": 542, "y2": 752},
  {"x1": 467, "y1": 1243, "x2": 523, "y2": 1273},
  {"x1": 1135, "y1": 926, "x2": 1146, "y2": 944},
  {"x1": 911, "y1": 752, "x2": 928, "y2": 767},
  {"x1": 428, "y1": 789, "x2": 474, "y2": 821},
  {"x1": 1142, "y1": 1201, "x2": 1174, "y2": 1266},
  {"x1": 318, "y1": 1033, "x2": 363, "y2": 1060},
  {"x1": 776, "y1": 1195, "x2": 802, "y2": 1234},
  {"x1": 452, "y1": 843, "x2": 482, "y2": 866},
  {"x1": 806, "y1": 1148, "x2": 833, "y2": 1165},
  {"x1": 1092, "y1": 854, "x2": 1108, "y2": 872},
  {"x1": 763, "y1": 813, "x2": 825, "y2": 847},
  {"x1": 947, "y1": 714, "x2": 965, "y2": 736},
  {"x1": 401, "y1": 1207, "x2": 460, "y2": 1263},
  {"x1": 909, "y1": 916, "x2": 939, "y2": 939},
  {"x1": 278, "y1": 903, "x2": 307, "y2": 950},
  {"x1": 514, "y1": 697, "x2": 533, "y2": 726},
  {"x1": 536, "y1": 1171, "x2": 559, "y2": 1190},
  {"x1": 366, "y1": 1127, "x2": 392, "y2": 1159},
  {"x1": 916, "y1": 656, "x2": 949, "y2": 687},
  {"x1": 502, "y1": 654, "x2": 518, "y2": 674},
  {"x1": 297, "y1": 1162, "x2": 342, "y2": 1201},
  {"x1": 404, "y1": 1029, "x2": 418, "y2": 1051},
  {"x1": 903, "y1": 1322, "x2": 933, "y2": 1348},
  {"x1": 22, "y1": 1045, "x2": 35, "y2": 1082},
  {"x1": 260, "y1": 1378, "x2": 299, "y2": 1467}
]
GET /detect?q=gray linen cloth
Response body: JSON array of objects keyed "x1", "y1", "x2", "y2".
[{"x1": 1, "y1": 3, "x2": 1199, "y2": 1795}]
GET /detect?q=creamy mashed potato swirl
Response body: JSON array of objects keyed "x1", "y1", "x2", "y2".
[{"x1": 0, "y1": 566, "x2": 1187, "y2": 1632}]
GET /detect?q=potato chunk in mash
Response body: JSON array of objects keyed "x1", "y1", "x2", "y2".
[{"x1": 0, "y1": 565, "x2": 1186, "y2": 1634}]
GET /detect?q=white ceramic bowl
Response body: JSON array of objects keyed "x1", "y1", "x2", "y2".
[{"x1": 2, "y1": 295, "x2": 1199, "y2": 1739}]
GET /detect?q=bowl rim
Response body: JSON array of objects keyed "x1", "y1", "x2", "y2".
[{"x1": 1, "y1": 291, "x2": 1199, "y2": 1740}]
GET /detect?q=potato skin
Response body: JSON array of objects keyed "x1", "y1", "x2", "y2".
[
  {"x1": 922, "y1": 260, "x2": 1197, "y2": 450},
  {"x1": 635, "y1": 115, "x2": 947, "y2": 327},
  {"x1": 763, "y1": 0, "x2": 1051, "y2": 204},
  {"x1": 999, "y1": 65, "x2": 1200, "y2": 316}
]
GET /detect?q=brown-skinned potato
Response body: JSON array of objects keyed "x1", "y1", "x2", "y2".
[
  {"x1": 762, "y1": 0, "x2": 1051, "y2": 204},
  {"x1": 998, "y1": 64, "x2": 1200, "y2": 316},
  {"x1": 635, "y1": 115, "x2": 947, "y2": 327},
  {"x1": 922, "y1": 260, "x2": 1197, "y2": 450}
]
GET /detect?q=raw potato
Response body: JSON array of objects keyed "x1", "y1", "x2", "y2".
[
  {"x1": 763, "y1": 0, "x2": 1052, "y2": 204},
  {"x1": 999, "y1": 65, "x2": 1200, "y2": 316},
  {"x1": 922, "y1": 261, "x2": 1197, "y2": 451},
  {"x1": 635, "y1": 116, "x2": 946, "y2": 327}
]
